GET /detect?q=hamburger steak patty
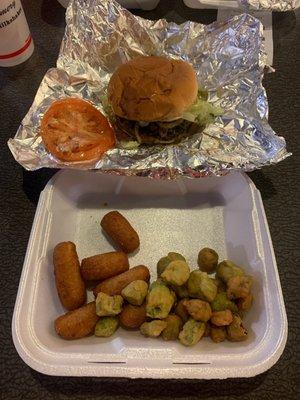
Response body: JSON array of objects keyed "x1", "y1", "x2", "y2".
[{"x1": 114, "y1": 116, "x2": 203, "y2": 145}]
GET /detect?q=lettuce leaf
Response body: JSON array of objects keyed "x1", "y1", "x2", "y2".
[
  {"x1": 101, "y1": 94, "x2": 114, "y2": 120},
  {"x1": 183, "y1": 90, "x2": 223, "y2": 126}
]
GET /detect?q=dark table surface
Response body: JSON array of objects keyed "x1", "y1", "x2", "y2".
[{"x1": 1, "y1": 0, "x2": 299, "y2": 399}]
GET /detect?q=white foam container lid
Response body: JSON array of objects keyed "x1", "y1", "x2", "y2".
[
  {"x1": 183, "y1": 0, "x2": 242, "y2": 9},
  {"x1": 57, "y1": 0, "x2": 160, "y2": 10},
  {"x1": 12, "y1": 170, "x2": 287, "y2": 379},
  {"x1": 183, "y1": 0, "x2": 300, "y2": 9}
]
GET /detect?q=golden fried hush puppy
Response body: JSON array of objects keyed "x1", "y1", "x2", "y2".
[
  {"x1": 81, "y1": 251, "x2": 129, "y2": 281},
  {"x1": 53, "y1": 241, "x2": 86, "y2": 311},
  {"x1": 55, "y1": 302, "x2": 99, "y2": 340},
  {"x1": 101, "y1": 211, "x2": 140, "y2": 253}
]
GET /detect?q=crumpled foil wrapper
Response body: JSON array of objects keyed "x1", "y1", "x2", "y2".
[
  {"x1": 239, "y1": 0, "x2": 300, "y2": 11},
  {"x1": 8, "y1": 0, "x2": 290, "y2": 178}
]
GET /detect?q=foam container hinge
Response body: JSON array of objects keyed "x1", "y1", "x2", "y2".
[
  {"x1": 12, "y1": 170, "x2": 287, "y2": 379},
  {"x1": 57, "y1": 0, "x2": 160, "y2": 10}
]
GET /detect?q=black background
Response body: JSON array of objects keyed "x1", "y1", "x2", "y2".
[{"x1": 0, "y1": 0, "x2": 299, "y2": 399}]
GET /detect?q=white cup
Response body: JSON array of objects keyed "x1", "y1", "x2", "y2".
[{"x1": 0, "y1": 0, "x2": 34, "y2": 67}]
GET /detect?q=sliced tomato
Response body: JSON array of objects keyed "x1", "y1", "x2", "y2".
[{"x1": 41, "y1": 98, "x2": 116, "y2": 162}]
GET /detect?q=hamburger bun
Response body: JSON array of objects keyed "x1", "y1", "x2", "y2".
[{"x1": 108, "y1": 56, "x2": 198, "y2": 122}]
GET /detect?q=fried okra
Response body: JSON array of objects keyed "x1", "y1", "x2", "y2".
[
  {"x1": 95, "y1": 292, "x2": 123, "y2": 317},
  {"x1": 146, "y1": 281, "x2": 175, "y2": 319},
  {"x1": 157, "y1": 252, "x2": 186, "y2": 277},
  {"x1": 140, "y1": 320, "x2": 167, "y2": 338},
  {"x1": 94, "y1": 317, "x2": 118, "y2": 337},
  {"x1": 197, "y1": 248, "x2": 218, "y2": 273},
  {"x1": 210, "y1": 325, "x2": 226, "y2": 343},
  {"x1": 179, "y1": 319, "x2": 206, "y2": 346},
  {"x1": 212, "y1": 277, "x2": 226, "y2": 293},
  {"x1": 183, "y1": 299, "x2": 212, "y2": 322},
  {"x1": 188, "y1": 271, "x2": 217, "y2": 302},
  {"x1": 226, "y1": 314, "x2": 248, "y2": 341},
  {"x1": 175, "y1": 299, "x2": 190, "y2": 323},
  {"x1": 227, "y1": 275, "x2": 253, "y2": 300},
  {"x1": 211, "y1": 292, "x2": 238, "y2": 313},
  {"x1": 216, "y1": 260, "x2": 244, "y2": 283},
  {"x1": 161, "y1": 260, "x2": 190, "y2": 286},
  {"x1": 171, "y1": 284, "x2": 189, "y2": 299},
  {"x1": 121, "y1": 280, "x2": 148, "y2": 306},
  {"x1": 211, "y1": 310, "x2": 233, "y2": 326},
  {"x1": 162, "y1": 314, "x2": 183, "y2": 341},
  {"x1": 237, "y1": 293, "x2": 253, "y2": 312}
]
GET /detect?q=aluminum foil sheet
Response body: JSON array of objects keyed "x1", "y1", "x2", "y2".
[
  {"x1": 239, "y1": 0, "x2": 300, "y2": 10},
  {"x1": 8, "y1": 0, "x2": 290, "y2": 178}
]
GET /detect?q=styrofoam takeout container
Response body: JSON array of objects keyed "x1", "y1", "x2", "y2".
[
  {"x1": 183, "y1": 0, "x2": 242, "y2": 9},
  {"x1": 57, "y1": 0, "x2": 160, "y2": 10},
  {"x1": 12, "y1": 170, "x2": 287, "y2": 379},
  {"x1": 183, "y1": 0, "x2": 300, "y2": 9}
]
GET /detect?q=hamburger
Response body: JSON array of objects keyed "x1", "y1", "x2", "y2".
[{"x1": 107, "y1": 56, "x2": 221, "y2": 145}]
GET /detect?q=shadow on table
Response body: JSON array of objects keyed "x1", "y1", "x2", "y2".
[
  {"x1": 22, "y1": 168, "x2": 58, "y2": 205},
  {"x1": 273, "y1": 11, "x2": 297, "y2": 46},
  {"x1": 247, "y1": 170, "x2": 277, "y2": 200},
  {"x1": 127, "y1": 0, "x2": 217, "y2": 25},
  {"x1": 31, "y1": 370, "x2": 268, "y2": 398},
  {"x1": 41, "y1": 0, "x2": 66, "y2": 27}
]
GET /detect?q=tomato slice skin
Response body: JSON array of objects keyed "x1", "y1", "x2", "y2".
[{"x1": 41, "y1": 98, "x2": 116, "y2": 162}]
